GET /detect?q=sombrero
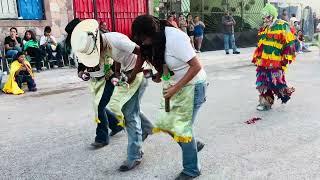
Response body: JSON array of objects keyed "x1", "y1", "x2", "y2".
[{"x1": 71, "y1": 19, "x2": 100, "y2": 67}]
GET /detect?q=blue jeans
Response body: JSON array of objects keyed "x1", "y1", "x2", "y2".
[
  {"x1": 224, "y1": 33, "x2": 238, "y2": 53},
  {"x1": 122, "y1": 78, "x2": 151, "y2": 163},
  {"x1": 179, "y1": 82, "x2": 207, "y2": 177},
  {"x1": 6, "y1": 46, "x2": 22, "y2": 58},
  {"x1": 95, "y1": 79, "x2": 121, "y2": 144},
  {"x1": 138, "y1": 78, "x2": 154, "y2": 135}
]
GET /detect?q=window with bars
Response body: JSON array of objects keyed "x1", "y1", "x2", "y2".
[{"x1": 0, "y1": 0, "x2": 44, "y2": 20}]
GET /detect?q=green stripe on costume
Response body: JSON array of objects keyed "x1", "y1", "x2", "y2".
[{"x1": 263, "y1": 45, "x2": 282, "y2": 55}]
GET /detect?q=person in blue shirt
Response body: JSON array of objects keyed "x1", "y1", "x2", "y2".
[{"x1": 193, "y1": 16, "x2": 205, "y2": 53}]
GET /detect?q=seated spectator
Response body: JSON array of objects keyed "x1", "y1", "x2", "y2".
[
  {"x1": 297, "y1": 30, "x2": 311, "y2": 53},
  {"x1": 2, "y1": 52, "x2": 37, "y2": 95},
  {"x1": 4, "y1": 27, "x2": 22, "y2": 58},
  {"x1": 23, "y1": 30, "x2": 43, "y2": 72},
  {"x1": 290, "y1": 14, "x2": 298, "y2": 27},
  {"x1": 99, "y1": 21, "x2": 110, "y2": 33},
  {"x1": 40, "y1": 26, "x2": 63, "y2": 67}
]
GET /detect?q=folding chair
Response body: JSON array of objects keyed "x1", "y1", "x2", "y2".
[
  {"x1": 26, "y1": 55, "x2": 47, "y2": 71},
  {"x1": 0, "y1": 47, "x2": 12, "y2": 72}
]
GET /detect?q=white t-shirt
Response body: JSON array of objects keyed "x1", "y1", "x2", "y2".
[
  {"x1": 289, "y1": 17, "x2": 298, "y2": 27},
  {"x1": 40, "y1": 35, "x2": 57, "y2": 46},
  {"x1": 102, "y1": 32, "x2": 137, "y2": 71},
  {"x1": 164, "y1": 27, "x2": 206, "y2": 85}
]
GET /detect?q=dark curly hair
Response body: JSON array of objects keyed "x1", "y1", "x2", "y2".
[
  {"x1": 23, "y1": 30, "x2": 37, "y2": 41},
  {"x1": 132, "y1": 15, "x2": 173, "y2": 76}
]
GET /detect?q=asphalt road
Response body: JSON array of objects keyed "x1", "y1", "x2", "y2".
[{"x1": 1, "y1": 47, "x2": 320, "y2": 180}]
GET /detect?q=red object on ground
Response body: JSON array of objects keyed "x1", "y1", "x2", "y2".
[
  {"x1": 245, "y1": 117, "x2": 262, "y2": 124},
  {"x1": 73, "y1": 0, "x2": 148, "y2": 37}
]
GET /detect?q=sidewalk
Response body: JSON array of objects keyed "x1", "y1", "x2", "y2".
[
  {"x1": 1, "y1": 46, "x2": 316, "y2": 96},
  {"x1": 0, "y1": 47, "x2": 256, "y2": 94}
]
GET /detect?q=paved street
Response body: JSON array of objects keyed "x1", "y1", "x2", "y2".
[{"x1": 1, "y1": 47, "x2": 320, "y2": 180}]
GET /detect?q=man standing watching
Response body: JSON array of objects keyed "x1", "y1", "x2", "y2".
[{"x1": 222, "y1": 11, "x2": 240, "y2": 55}]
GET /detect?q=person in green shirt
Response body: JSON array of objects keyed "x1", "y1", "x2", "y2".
[{"x1": 22, "y1": 30, "x2": 43, "y2": 72}]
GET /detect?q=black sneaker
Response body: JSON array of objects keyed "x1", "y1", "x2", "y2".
[
  {"x1": 29, "y1": 87, "x2": 37, "y2": 92},
  {"x1": 110, "y1": 127, "x2": 124, "y2": 136},
  {"x1": 197, "y1": 141, "x2": 205, "y2": 152},
  {"x1": 226, "y1": 52, "x2": 230, "y2": 55},
  {"x1": 142, "y1": 133, "x2": 149, "y2": 141},
  {"x1": 175, "y1": 172, "x2": 198, "y2": 180},
  {"x1": 233, "y1": 51, "x2": 240, "y2": 54},
  {"x1": 119, "y1": 160, "x2": 141, "y2": 172},
  {"x1": 91, "y1": 142, "x2": 108, "y2": 149}
]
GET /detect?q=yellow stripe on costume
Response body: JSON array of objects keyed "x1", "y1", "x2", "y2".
[
  {"x1": 261, "y1": 52, "x2": 281, "y2": 61},
  {"x1": 286, "y1": 32, "x2": 295, "y2": 43},
  {"x1": 284, "y1": 55, "x2": 294, "y2": 61},
  {"x1": 261, "y1": 39, "x2": 284, "y2": 50},
  {"x1": 259, "y1": 30, "x2": 285, "y2": 36}
]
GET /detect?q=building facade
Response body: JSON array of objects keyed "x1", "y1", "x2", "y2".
[
  {"x1": 0, "y1": 0, "x2": 74, "y2": 44},
  {"x1": 0, "y1": 0, "x2": 153, "y2": 47}
]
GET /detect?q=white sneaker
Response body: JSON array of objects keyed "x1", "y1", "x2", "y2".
[
  {"x1": 257, "y1": 104, "x2": 266, "y2": 111},
  {"x1": 53, "y1": 65, "x2": 59, "y2": 69}
]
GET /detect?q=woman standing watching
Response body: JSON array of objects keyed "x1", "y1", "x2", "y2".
[
  {"x1": 193, "y1": 16, "x2": 205, "y2": 53},
  {"x1": 187, "y1": 14, "x2": 195, "y2": 49}
]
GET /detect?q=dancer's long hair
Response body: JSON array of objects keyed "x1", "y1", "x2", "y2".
[{"x1": 132, "y1": 15, "x2": 173, "y2": 76}]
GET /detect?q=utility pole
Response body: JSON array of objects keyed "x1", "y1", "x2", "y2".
[
  {"x1": 111, "y1": 0, "x2": 116, "y2": 31},
  {"x1": 93, "y1": 0, "x2": 98, "y2": 20}
]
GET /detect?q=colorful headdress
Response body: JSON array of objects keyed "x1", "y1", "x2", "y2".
[{"x1": 261, "y1": 3, "x2": 278, "y2": 18}]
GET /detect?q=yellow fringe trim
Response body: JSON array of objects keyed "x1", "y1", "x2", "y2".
[
  {"x1": 95, "y1": 117, "x2": 101, "y2": 124},
  {"x1": 282, "y1": 64, "x2": 288, "y2": 72},
  {"x1": 152, "y1": 128, "x2": 192, "y2": 143},
  {"x1": 116, "y1": 116, "x2": 125, "y2": 128}
]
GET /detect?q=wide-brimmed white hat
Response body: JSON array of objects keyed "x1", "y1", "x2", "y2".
[{"x1": 71, "y1": 19, "x2": 100, "y2": 67}]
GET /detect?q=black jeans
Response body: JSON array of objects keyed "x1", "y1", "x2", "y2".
[
  {"x1": 26, "y1": 47, "x2": 43, "y2": 71},
  {"x1": 95, "y1": 78, "x2": 122, "y2": 144},
  {"x1": 16, "y1": 71, "x2": 36, "y2": 90},
  {"x1": 41, "y1": 43, "x2": 63, "y2": 65}
]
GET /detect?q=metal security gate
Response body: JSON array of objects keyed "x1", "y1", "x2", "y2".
[{"x1": 73, "y1": 0, "x2": 148, "y2": 36}]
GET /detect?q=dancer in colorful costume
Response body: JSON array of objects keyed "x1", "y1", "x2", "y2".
[
  {"x1": 252, "y1": 3, "x2": 296, "y2": 111},
  {"x1": 132, "y1": 15, "x2": 207, "y2": 180},
  {"x1": 71, "y1": 19, "x2": 153, "y2": 171}
]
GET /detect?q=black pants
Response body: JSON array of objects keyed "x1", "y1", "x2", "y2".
[
  {"x1": 40, "y1": 43, "x2": 63, "y2": 65},
  {"x1": 26, "y1": 47, "x2": 43, "y2": 71},
  {"x1": 16, "y1": 71, "x2": 36, "y2": 90},
  {"x1": 95, "y1": 78, "x2": 123, "y2": 143}
]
